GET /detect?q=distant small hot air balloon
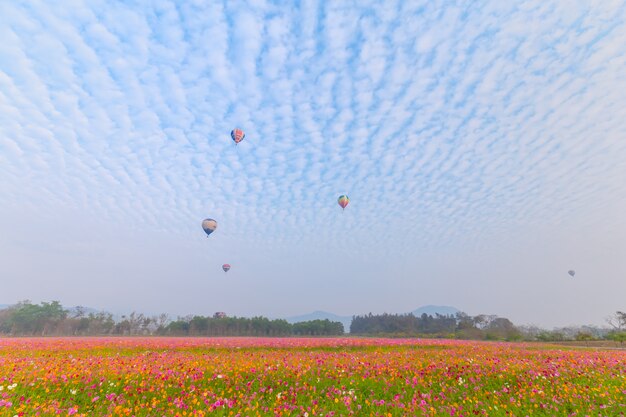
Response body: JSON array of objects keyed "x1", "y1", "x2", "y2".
[
  {"x1": 338, "y1": 195, "x2": 349, "y2": 211},
  {"x1": 222, "y1": 264, "x2": 231, "y2": 273},
  {"x1": 202, "y1": 218, "x2": 217, "y2": 237},
  {"x1": 568, "y1": 270, "x2": 575, "y2": 277},
  {"x1": 231, "y1": 128, "x2": 245, "y2": 145}
]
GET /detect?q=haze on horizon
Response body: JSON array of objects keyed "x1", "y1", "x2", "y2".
[{"x1": 1, "y1": 1, "x2": 625, "y2": 329}]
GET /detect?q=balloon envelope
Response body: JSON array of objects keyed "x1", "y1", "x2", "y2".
[
  {"x1": 222, "y1": 264, "x2": 231, "y2": 272},
  {"x1": 338, "y1": 195, "x2": 349, "y2": 209},
  {"x1": 568, "y1": 270, "x2": 575, "y2": 277},
  {"x1": 231, "y1": 128, "x2": 245, "y2": 144},
  {"x1": 202, "y1": 218, "x2": 217, "y2": 236}
]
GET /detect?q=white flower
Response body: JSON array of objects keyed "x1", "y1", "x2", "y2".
[
  {"x1": 217, "y1": 374, "x2": 223, "y2": 379},
  {"x1": 70, "y1": 389, "x2": 77, "y2": 395},
  {"x1": 7, "y1": 383, "x2": 17, "y2": 390}
]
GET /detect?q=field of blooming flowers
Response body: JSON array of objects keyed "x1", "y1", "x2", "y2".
[{"x1": 0, "y1": 337, "x2": 624, "y2": 416}]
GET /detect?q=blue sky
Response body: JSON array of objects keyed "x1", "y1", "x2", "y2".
[{"x1": 1, "y1": 1, "x2": 625, "y2": 327}]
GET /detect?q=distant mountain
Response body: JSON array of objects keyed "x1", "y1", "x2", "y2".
[
  {"x1": 0, "y1": 304, "x2": 10, "y2": 310},
  {"x1": 285, "y1": 311, "x2": 352, "y2": 333},
  {"x1": 411, "y1": 305, "x2": 460, "y2": 317}
]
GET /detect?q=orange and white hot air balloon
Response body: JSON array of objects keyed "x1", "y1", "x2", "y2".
[{"x1": 201, "y1": 218, "x2": 217, "y2": 237}]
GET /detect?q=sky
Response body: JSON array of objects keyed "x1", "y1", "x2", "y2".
[{"x1": 1, "y1": 1, "x2": 626, "y2": 328}]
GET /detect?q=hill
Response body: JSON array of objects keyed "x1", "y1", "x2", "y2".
[
  {"x1": 285, "y1": 311, "x2": 352, "y2": 333},
  {"x1": 411, "y1": 305, "x2": 460, "y2": 317}
]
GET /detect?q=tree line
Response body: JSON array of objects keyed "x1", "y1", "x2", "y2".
[
  {"x1": 0, "y1": 301, "x2": 343, "y2": 337},
  {"x1": 167, "y1": 316, "x2": 343, "y2": 336},
  {"x1": 350, "y1": 311, "x2": 626, "y2": 344},
  {"x1": 1, "y1": 301, "x2": 624, "y2": 344},
  {"x1": 350, "y1": 312, "x2": 521, "y2": 340}
]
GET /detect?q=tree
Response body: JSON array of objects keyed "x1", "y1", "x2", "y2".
[
  {"x1": 154, "y1": 314, "x2": 170, "y2": 334},
  {"x1": 127, "y1": 312, "x2": 145, "y2": 335},
  {"x1": 166, "y1": 319, "x2": 190, "y2": 335},
  {"x1": 575, "y1": 332, "x2": 594, "y2": 346},
  {"x1": 606, "y1": 311, "x2": 626, "y2": 331},
  {"x1": 40, "y1": 301, "x2": 67, "y2": 335},
  {"x1": 115, "y1": 316, "x2": 132, "y2": 335},
  {"x1": 72, "y1": 306, "x2": 86, "y2": 319},
  {"x1": 607, "y1": 332, "x2": 626, "y2": 346},
  {"x1": 455, "y1": 312, "x2": 475, "y2": 331},
  {"x1": 190, "y1": 316, "x2": 209, "y2": 335},
  {"x1": 292, "y1": 319, "x2": 343, "y2": 336},
  {"x1": 537, "y1": 331, "x2": 565, "y2": 342},
  {"x1": 5, "y1": 300, "x2": 67, "y2": 335},
  {"x1": 87, "y1": 312, "x2": 115, "y2": 335}
]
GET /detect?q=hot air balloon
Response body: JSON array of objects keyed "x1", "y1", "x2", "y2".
[
  {"x1": 338, "y1": 195, "x2": 349, "y2": 210},
  {"x1": 231, "y1": 128, "x2": 245, "y2": 145},
  {"x1": 202, "y1": 218, "x2": 217, "y2": 237},
  {"x1": 568, "y1": 270, "x2": 575, "y2": 277},
  {"x1": 222, "y1": 264, "x2": 231, "y2": 272}
]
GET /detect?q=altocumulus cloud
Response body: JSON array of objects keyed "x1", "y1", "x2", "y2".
[{"x1": 1, "y1": 1, "x2": 626, "y2": 325}]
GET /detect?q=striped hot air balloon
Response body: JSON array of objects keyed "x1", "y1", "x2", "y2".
[
  {"x1": 338, "y1": 195, "x2": 349, "y2": 210},
  {"x1": 231, "y1": 128, "x2": 245, "y2": 144},
  {"x1": 222, "y1": 264, "x2": 231, "y2": 272}
]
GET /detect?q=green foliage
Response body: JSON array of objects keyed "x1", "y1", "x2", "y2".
[
  {"x1": 292, "y1": 319, "x2": 343, "y2": 335},
  {"x1": 607, "y1": 331, "x2": 626, "y2": 345},
  {"x1": 0, "y1": 302, "x2": 345, "y2": 337},
  {"x1": 1, "y1": 300, "x2": 67, "y2": 335},
  {"x1": 166, "y1": 320, "x2": 190, "y2": 335},
  {"x1": 537, "y1": 331, "x2": 566, "y2": 342},
  {"x1": 575, "y1": 332, "x2": 594, "y2": 342},
  {"x1": 164, "y1": 316, "x2": 341, "y2": 337},
  {"x1": 2, "y1": 302, "x2": 622, "y2": 341},
  {"x1": 350, "y1": 312, "x2": 457, "y2": 335},
  {"x1": 350, "y1": 311, "x2": 522, "y2": 341}
]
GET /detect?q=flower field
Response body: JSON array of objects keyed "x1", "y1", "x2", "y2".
[{"x1": 0, "y1": 338, "x2": 624, "y2": 416}]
